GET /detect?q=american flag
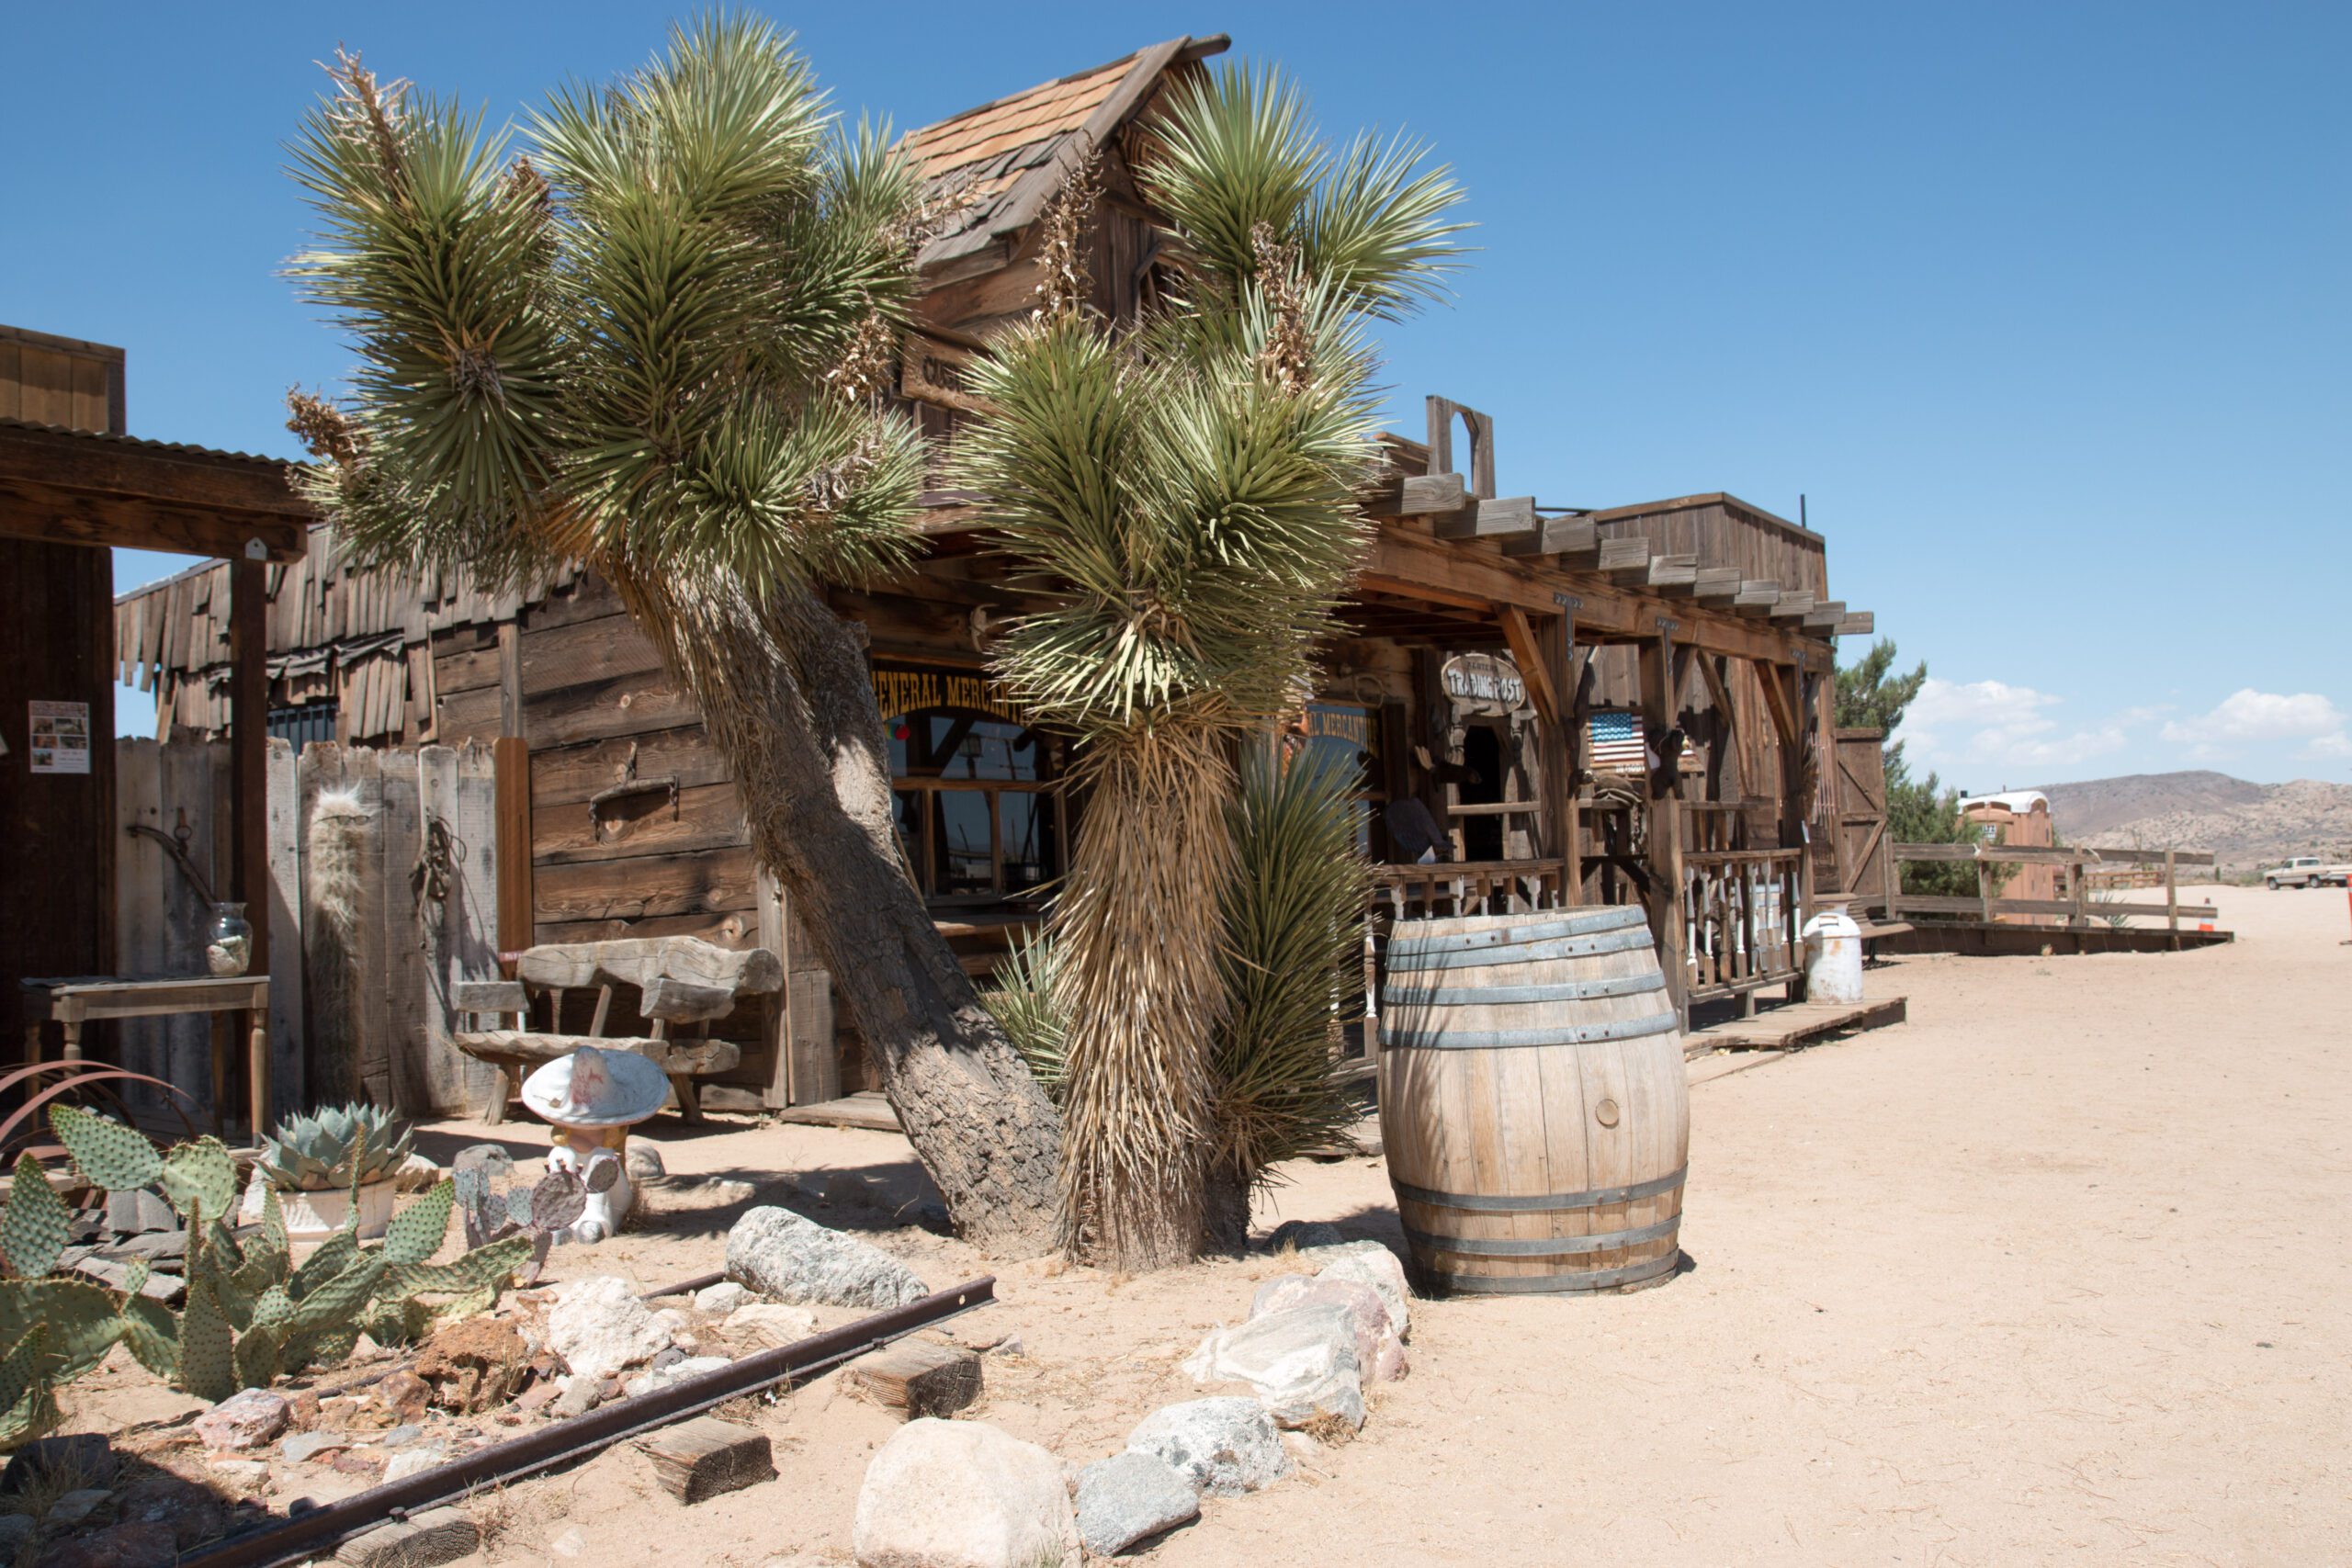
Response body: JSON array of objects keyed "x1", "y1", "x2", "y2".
[{"x1": 1588, "y1": 709, "x2": 1647, "y2": 773}]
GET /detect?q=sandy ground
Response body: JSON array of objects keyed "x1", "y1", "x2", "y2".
[{"x1": 59, "y1": 884, "x2": 2351, "y2": 1565}]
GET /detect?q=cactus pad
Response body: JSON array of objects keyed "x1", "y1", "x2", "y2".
[
  {"x1": 529, "y1": 1169, "x2": 587, "y2": 1232},
  {"x1": 49, "y1": 1104, "x2": 163, "y2": 1192},
  {"x1": 382, "y1": 1180, "x2": 454, "y2": 1266},
  {"x1": 118, "y1": 1293, "x2": 178, "y2": 1381},
  {"x1": 159, "y1": 1138, "x2": 240, "y2": 1224},
  {"x1": 0, "y1": 1153, "x2": 71, "y2": 1280},
  {"x1": 178, "y1": 1278, "x2": 235, "y2": 1403}
]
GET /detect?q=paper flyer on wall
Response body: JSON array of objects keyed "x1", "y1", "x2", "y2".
[{"x1": 28, "y1": 700, "x2": 92, "y2": 774}]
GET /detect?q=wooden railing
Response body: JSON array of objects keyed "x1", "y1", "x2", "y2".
[
  {"x1": 1370, "y1": 858, "x2": 1571, "y2": 920},
  {"x1": 1681, "y1": 848, "x2": 1804, "y2": 1000},
  {"x1": 1889, "y1": 843, "x2": 2217, "y2": 933}
]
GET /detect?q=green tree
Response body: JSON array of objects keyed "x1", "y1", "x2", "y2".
[
  {"x1": 1835, "y1": 638, "x2": 1983, "y2": 898},
  {"x1": 956, "y1": 64, "x2": 1466, "y2": 1267},
  {"x1": 281, "y1": 21, "x2": 1062, "y2": 1248}
]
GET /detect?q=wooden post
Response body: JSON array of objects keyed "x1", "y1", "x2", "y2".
[
  {"x1": 1977, "y1": 848, "x2": 1994, "y2": 926},
  {"x1": 492, "y1": 736, "x2": 534, "y2": 954},
  {"x1": 2072, "y1": 852, "x2": 2089, "y2": 931},
  {"x1": 229, "y1": 555, "x2": 270, "y2": 1131},
  {"x1": 1540, "y1": 600, "x2": 1580, "y2": 906},
  {"x1": 2165, "y1": 848, "x2": 2179, "y2": 949},
  {"x1": 1638, "y1": 622, "x2": 1689, "y2": 1027}
]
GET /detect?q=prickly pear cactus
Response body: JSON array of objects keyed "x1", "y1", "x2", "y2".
[
  {"x1": 0, "y1": 1153, "x2": 70, "y2": 1280},
  {"x1": 49, "y1": 1104, "x2": 164, "y2": 1191},
  {"x1": 159, "y1": 1137, "x2": 241, "y2": 1223}
]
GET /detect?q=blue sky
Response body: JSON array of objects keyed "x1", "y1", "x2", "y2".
[{"x1": 6, "y1": 2, "x2": 2344, "y2": 786}]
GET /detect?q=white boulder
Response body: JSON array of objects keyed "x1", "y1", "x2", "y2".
[
  {"x1": 1298, "y1": 1240, "x2": 1412, "y2": 1336},
  {"x1": 1250, "y1": 1273, "x2": 1408, "y2": 1382},
  {"x1": 852, "y1": 1418, "x2": 1079, "y2": 1568},
  {"x1": 1182, "y1": 1305, "x2": 1364, "y2": 1431},
  {"x1": 1125, "y1": 1398, "x2": 1291, "y2": 1497},
  {"x1": 1074, "y1": 1451, "x2": 1199, "y2": 1556},
  {"x1": 546, "y1": 1275, "x2": 673, "y2": 1383},
  {"x1": 728, "y1": 1206, "x2": 928, "y2": 1310}
]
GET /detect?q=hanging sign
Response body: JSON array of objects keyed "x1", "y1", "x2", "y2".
[
  {"x1": 28, "y1": 700, "x2": 91, "y2": 774},
  {"x1": 1440, "y1": 653, "x2": 1527, "y2": 717},
  {"x1": 870, "y1": 662, "x2": 1027, "y2": 726}
]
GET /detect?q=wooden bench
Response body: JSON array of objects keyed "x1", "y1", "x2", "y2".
[{"x1": 451, "y1": 937, "x2": 782, "y2": 1125}]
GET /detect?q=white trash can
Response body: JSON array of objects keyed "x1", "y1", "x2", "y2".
[{"x1": 1801, "y1": 905, "x2": 1864, "y2": 1004}]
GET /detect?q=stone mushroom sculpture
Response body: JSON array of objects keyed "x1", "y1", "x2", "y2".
[{"x1": 520, "y1": 1045, "x2": 670, "y2": 1243}]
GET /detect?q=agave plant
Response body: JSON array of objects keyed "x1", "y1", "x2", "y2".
[{"x1": 257, "y1": 1102, "x2": 413, "y2": 1192}]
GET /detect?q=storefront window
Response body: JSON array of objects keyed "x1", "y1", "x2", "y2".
[{"x1": 886, "y1": 704, "x2": 1060, "y2": 904}]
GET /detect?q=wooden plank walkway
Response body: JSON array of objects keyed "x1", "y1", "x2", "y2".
[
  {"x1": 770, "y1": 1090, "x2": 901, "y2": 1132},
  {"x1": 1683, "y1": 995, "x2": 1907, "y2": 1058}
]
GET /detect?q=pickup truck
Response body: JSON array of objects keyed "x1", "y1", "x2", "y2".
[{"x1": 2264, "y1": 856, "x2": 2351, "y2": 889}]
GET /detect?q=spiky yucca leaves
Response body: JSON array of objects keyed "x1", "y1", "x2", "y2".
[
  {"x1": 958, "y1": 64, "x2": 1464, "y2": 1267},
  {"x1": 981, "y1": 934, "x2": 1069, "y2": 1099},
  {"x1": 285, "y1": 15, "x2": 926, "y2": 598},
  {"x1": 1209, "y1": 746, "x2": 1373, "y2": 1225}
]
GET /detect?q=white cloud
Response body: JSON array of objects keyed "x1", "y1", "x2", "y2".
[
  {"x1": 2160, "y1": 689, "x2": 2348, "y2": 761},
  {"x1": 1894, "y1": 676, "x2": 2130, "y2": 773}
]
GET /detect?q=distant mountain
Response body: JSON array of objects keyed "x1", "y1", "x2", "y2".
[
  {"x1": 2038, "y1": 772, "x2": 2352, "y2": 877},
  {"x1": 2038, "y1": 771, "x2": 2265, "y2": 839}
]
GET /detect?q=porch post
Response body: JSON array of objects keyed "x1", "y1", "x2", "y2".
[{"x1": 1638, "y1": 619, "x2": 1689, "y2": 1027}]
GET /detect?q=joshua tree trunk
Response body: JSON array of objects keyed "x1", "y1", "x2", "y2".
[
  {"x1": 611, "y1": 566, "x2": 1063, "y2": 1254},
  {"x1": 1052, "y1": 728, "x2": 1235, "y2": 1269}
]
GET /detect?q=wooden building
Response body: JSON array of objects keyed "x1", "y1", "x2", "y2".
[
  {"x1": 4, "y1": 324, "x2": 311, "y2": 1072},
  {"x1": 112, "y1": 37, "x2": 1877, "y2": 1111}
]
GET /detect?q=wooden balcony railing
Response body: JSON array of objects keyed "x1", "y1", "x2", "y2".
[
  {"x1": 1682, "y1": 847, "x2": 1804, "y2": 1000},
  {"x1": 1370, "y1": 858, "x2": 1571, "y2": 920}
]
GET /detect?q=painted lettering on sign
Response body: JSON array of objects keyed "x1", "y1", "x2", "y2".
[
  {"x1": 1439, "y1": 653, "x2": 1527, "y2": 716},
  {"x1": 871, "y1": 663, "x2": 1026, "y2": 726}
]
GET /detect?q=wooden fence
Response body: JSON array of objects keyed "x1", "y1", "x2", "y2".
[
  {"x1": 1888, "y1": 842, "x2": 2217, "y2": 937},
  {"x1": 113, "y1": 738, "x2": 503, "y2": 1123}
]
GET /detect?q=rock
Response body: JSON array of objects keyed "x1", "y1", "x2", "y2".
[
  {"x1": 625, "y1": 1144, "x2": 666, "y2": 1182},
  {"x1": 725, "y1": 1207, "x2": 926, "y2": 1311},
  {"x1": 514, "y1": 1382, "x2": 561, "y2": 1414},
  {"x1": 723, "y1": 1302, "x2": 820, "y2": 1348},
  {"x1": 452, "y1": 1143, "x2": 514, "y2": 1175},
  {"x1": 693, "y1": 1280, "x2": 753, "y2": 1315},
  {"x1": 2, "y1": 1432, "x2": 117, "y2": 1492},
  {"x1": 625, "y1": 1356, "x2": 731, "y2": 1399},
  {"x1": 37, "y1": 1519, "x2": 177, "y2": 1568},
  {"x1": 547, "y1": 1275, "x2": 673, "y2": 1383},
  {"x1": 208, "y1": 1459, "x2": 267, "y2": 1490},
  {"x1": 1265, "y1": 1220, "x2": 1344, "y2": 1254},
  {"x1": 45, "y1": 1487, "x2": 114, "y2": 1527},
  {"x1": 1298, "y1": 1241, "x2": 1413, "y2": 1336},
  {"x1": 380, "y1": 1424, "x2": 424, "y2": 1449},
  {"x1": 382, "y1": 1446, "x2": 448, "y2": 1483},
  {"x1": 1125, "y1": 1398, "x2": 1291, "y2": 1497},
  {"x1": 551, "y1": 1375, "x2": 603, "y2": 1420},
  {"x1": 414, "y1": 1314, "x2": 531, "y2": 1413},
  {"x1": 550, "y1": 1527, "x2": 589, "y2": 1557},
  {"x1": 1250, "y1": 1275, "x2": 1408, "y2": 1382},
  {"x1": 193, "y1": 1388, "x2": 291, "y2": 1451},
  {"x1": 374, "y1": 1369, "x2": 433, "y2": 1423},
  {"x1": 288, "y1": 1391, "x2": 322, "y2": 1431},
  {"x1": 852, "y1": 1418, "x2": 1078, "y2": 1568},
  {"x1": 282, "y1": 1431, "x2": 350, "y2": 1464},
  {"x1": 393, "y1": 1152, "x2": 445, "y2": 1193},
  {"x1": 1183, "y1": 1305, "x2": 1365, "y2": 1430},
  {"x1": 649, "y1": 1347, "x2": 687, "y2": 1373},
  {"x1": 1073, "y1": 1452, "x2": 1200, "y2": 1556},
  {"x1": 331, "y1": 1450, "x2": 385, "y2": 1478},
  {"x1": 0, "y1": 1517, "x2": 30, "y2": 1553}
]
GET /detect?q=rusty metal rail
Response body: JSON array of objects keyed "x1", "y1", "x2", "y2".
[{"x1": 184, "y1": 1276, "x2": 997, "y2": 1568}]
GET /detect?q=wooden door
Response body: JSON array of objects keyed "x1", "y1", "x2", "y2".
[{"x1": 1830, "y1": 728, "x2": 1889, "y2": 914}]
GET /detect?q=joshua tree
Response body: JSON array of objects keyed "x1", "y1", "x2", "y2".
[
  {"x1": 957, "y1": 65, "x2": 1467, "y2": 1267},
  {"x1": 283, "y1": 19, "x2": 1062, "y2": 1248}
]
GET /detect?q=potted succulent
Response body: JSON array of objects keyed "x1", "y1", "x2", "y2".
[{"x1": 244, "y1": 1102, "x2": 413, "y2": 1239}]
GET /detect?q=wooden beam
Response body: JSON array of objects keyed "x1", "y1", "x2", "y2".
[
  {"x1": 1691, "y1": 566, "x2": 1744, "y2": 604},
  {"x1": 0, "y1": 477, "x2": 308, "y2": 561},
  {"x1": 1834, "y1": 610, "x2": 1875, "y2": 637},
  {"x1": 1801, "y1": 600, "x2": 1848, "y2": 630},
  {"x1": 1496, "y1": 605, "x2": 1560, "y2": 725},
  {"x1": 1360, "y1": 471, "x2": 1467, "y2": 519},
  {"x1": 1767, "y1": 591, "x2": 1818, "y2": 623},
  {"x1": 1752, "y1": 657, "x2": 1800, "y2": 749},
  {"x1": 230, "y1": 558, "x2": 270, "y2": 1133},
  {"x1": 1734, "y1": 580, "x2": 1781, "y2": 615},
  {"x1": 1599, "y1": 537, "x2": 1653, "y2": 577},
  {"x1": 1645, "y1": 553, "x2": 1699, "y2": 592},
  {"x1": 1430, "y1": 494, "x2": 1538, "y2": 541},
  {"x1": 1499, "y1": 515, "x2": 1597, "y2": 560},
  {"x1": 1638, "y1": 626, "x2": 1690, "y2": 1025}
]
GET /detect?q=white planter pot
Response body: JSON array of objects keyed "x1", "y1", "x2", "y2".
[{"x1": 242, "y1": 1174, "x2": 399, "y2": 1239}]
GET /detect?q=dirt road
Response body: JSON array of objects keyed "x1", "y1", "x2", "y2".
[{"x1": 159, "y1": 886, "x2": 2339, "y2": 1565}]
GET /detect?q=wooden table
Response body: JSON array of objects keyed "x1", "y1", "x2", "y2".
[{"x1": 19, "y1": 976, "x2": 270, "y2": 1134}]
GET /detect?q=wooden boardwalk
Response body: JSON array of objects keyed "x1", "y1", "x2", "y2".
[{"x1": 1683, "y1": 995, "x2": 1907, "y2": 1057}]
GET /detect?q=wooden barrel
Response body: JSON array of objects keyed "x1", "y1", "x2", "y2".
[{"x1": 1377, "y1": 905, "x2": 1689, "y2": 1295}]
